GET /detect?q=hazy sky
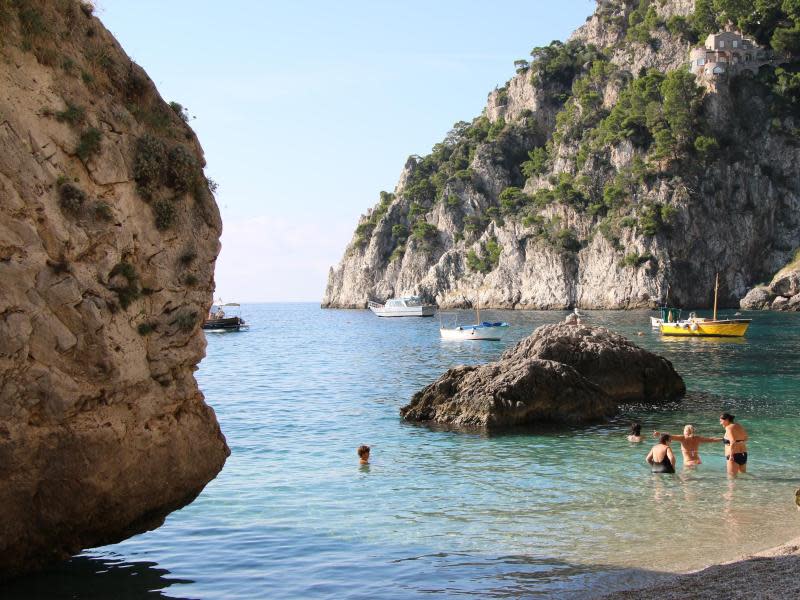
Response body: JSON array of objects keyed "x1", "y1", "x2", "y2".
[{"x1": 98, "y1": 0, "x2": 595, "y2": 302}]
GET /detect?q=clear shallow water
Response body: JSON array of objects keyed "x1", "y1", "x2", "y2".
[{"x1": 5, "y1": 304, "x2": 800, "y2": 599}]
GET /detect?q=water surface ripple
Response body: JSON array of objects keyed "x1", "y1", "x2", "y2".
[{"x1": 5, "y1": 304, "x2": 800, "y2": 599}]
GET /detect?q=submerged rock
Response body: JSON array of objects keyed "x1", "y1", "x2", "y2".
[
  {"x1": 401, "y1": 324, "x2": 684, "y2": 430},
  {"x1": 0, "y1": 3, "x2": 228, "y2": 577}
]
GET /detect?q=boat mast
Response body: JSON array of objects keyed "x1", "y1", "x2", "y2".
[
  {"x1": 713, "y1": 273, "x2": 719, "y2": 321},
  {"x1": 475, "y1": 302, "x2": 480, "y2": 324}
]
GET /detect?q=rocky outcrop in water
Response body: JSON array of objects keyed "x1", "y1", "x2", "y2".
[
  {"x1": 0, "y1": 1, "x2": 228, "y2": 577},
  {"x1": 324, "y1": 0, "x2": 800, "y2": 310},
  {"x1": 740, "y1": 268, "x2": 800, "y2": 311},
  {"x1": 400, "y1": 324, "x2": 685, "y2": 429}
]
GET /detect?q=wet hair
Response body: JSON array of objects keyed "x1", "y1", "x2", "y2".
[
  {"x1": 357, "y1": 445, "x2": 370, "y2": 458},
  {"x1": 659, "y1": 433, "x2": 671, "y2": 445},
  {"x1": 684, "y1": 424, "x2": 695, "y2": 436},
  {"x1": 720, "y1": 413, "x2": 735, "y2": 423},
  {"x1": 630, "y1": 422, "x2": 641, "y2": 436}
]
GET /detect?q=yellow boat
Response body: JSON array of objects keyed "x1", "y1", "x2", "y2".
[{"x1": 659, "y1": 274, "x2": 751, "y2": 337}]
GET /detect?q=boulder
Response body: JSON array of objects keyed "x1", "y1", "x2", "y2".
[
  {"x1": 772, "y1": 296, "x2": 790, "y2": 311},
  {"x1": 400, "y1": 359, "x2": 617, "y2": 428},
  {"x1": 772, "y1": 271, "x2": 800, "y2": 298},
  {"x1": 401, "y1": 324, "x2": 685, "y2": 429},
  {"x1": 740, "y1": 286, "x2": 773, "y2": 310},
  {"x1": 501, "y1": 324, "x2": 686, "y2": 402}
]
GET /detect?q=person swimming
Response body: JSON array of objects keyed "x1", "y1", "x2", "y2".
[
  {"x1": 646, "y1": 434, "x2": 676, "y2": 474},
  {"x1": 357, "y1": 445, "x2": 370, "y2": 465},
  {"x1": 653, "y1": 425, "x2": 722, "y2": 466},
  {"x1": 627, "y1": 422, "x2": 643, "y2": 443},
  {"x1": 720, "y1": 413, "x2": 748, "y2": 476}
]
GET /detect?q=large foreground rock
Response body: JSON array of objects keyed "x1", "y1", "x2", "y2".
[
  {"x1": 0, "y1": 2, "x2": 228, "y2": 577},
  {"x1": 401, "y1": 324, "x2": 684, "y2": 429}
]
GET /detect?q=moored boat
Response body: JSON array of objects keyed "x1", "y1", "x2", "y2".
[
  {"x1": 368, "y1": 296, "x2": 436, "y2": 317},
  {"x1": 440, "y1": 306, "x2": 510, "y2": 341},
  {"x1": 659, "y1": 275, "x2": 751, "y2": 337},
  {"x1": 203, "y1": 302, "x2": 249, "y2": 332}
]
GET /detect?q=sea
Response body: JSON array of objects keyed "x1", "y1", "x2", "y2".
[{"x1": 5, "y1": 304, "x2": 800, "y2": 599}]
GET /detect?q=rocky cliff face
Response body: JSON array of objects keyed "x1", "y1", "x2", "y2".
[
  {"x1": 324, "y1": 0, "x2": 800, "y2": 310},
  {"x1": 0, "y1": 1, "x2": 228, "y2": 577}
]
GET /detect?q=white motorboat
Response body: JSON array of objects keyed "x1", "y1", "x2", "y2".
[
  {"x1": 368, "y1": 296, "x2": 436, "y2": 317},
  {"x1": 440, "y1": 306, "x2": 509, "y2": 341}
]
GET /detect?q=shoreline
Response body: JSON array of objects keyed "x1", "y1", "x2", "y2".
[{"x1": 603, "y1": 533, "x2": 800, "y2": 599}]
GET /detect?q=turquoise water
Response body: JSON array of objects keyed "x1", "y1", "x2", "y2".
[{"x1": 5, "y1": 304, "x2": 800, "y2": 599}]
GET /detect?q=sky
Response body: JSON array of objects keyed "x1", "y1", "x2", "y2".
[{"x1": 98, "y1": 0, "x2": 595, "y2": 302}]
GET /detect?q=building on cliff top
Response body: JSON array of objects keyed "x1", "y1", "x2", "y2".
[{"x1": 689, "y1": 31, "x2": 771, "y2": 81}]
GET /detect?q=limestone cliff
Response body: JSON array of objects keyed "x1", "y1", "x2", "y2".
[
  {"x1": 324, "y1": 0, "x2": 800, "y2": 309},
  {"x1": 0, "y1": 1, "x2": 228, "y2": 576}
]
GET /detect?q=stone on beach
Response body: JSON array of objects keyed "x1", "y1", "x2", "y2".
[{"x1": 401, "y1": 324, "x2": 685, "y2": 429}]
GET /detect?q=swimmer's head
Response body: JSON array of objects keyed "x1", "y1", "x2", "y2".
[
  {"x1": 659, "y1": 433, "x2": 671, "y2": 445},
  {"x1": 357, "y1": 445, "x2": 370, "y2": 459},
  {"x1": 720, "y1": 413, "x2": 735, "y2": 424},
  {"x1": 630, "y1": 422, "x2": 641, "y2": 436},
  {"x1": 683, "y1": 424, "x2": 695, "y2": 437}
]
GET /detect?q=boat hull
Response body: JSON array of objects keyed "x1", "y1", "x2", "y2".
[
  {"x1": 202, "y1": 316, "x2": 248, "y2": 332},
  {"x1": 369, "y1": 306, "x2": 436, "y2": 317},
  {"x1": 440, "y1": 325, "x2": 509, "y2": 341},
  {"x1": 660, "y1": 319, "x2": 751, "y2": 337}
]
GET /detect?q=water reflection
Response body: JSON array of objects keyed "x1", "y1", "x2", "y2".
[{"x1": 1, "y1": 554, "x2": 193, "y2": 600}]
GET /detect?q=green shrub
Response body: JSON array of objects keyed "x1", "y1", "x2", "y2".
[
  {"x1": 166, "y1": 145, "x2": 197, "y2": 192},
  {"x1": 391, "y1": 224, "x2": 408, "y2": 241},
  {"x1": 445, "y1": 194, "x2": 460, "y2": 207},
  {"x1": 184, "y1": 274, "x2": 198, "y2": 286},
  {"x1": 75, "y1": 128, "x2": 102, "y2": 161},
  {"x1": 521, "y1": 146, "x2": 548, "y2": 178},
  {"x1": 93, "y1": 201, "x2": 113, "y2": 222},
  {"x1": 133, "y1": 134, "x2": 167, "y2": 194},
  {"x1": 109, "y1": 262, "x2": 140, "y2": 309},
  {"x1": 466, "y1": 237, "x2": 502, "y2": 273},
  {"x1": 81, "y1": 70, "x2": 94, "y2": 85},
  {"x1": 153, "y1": 199, "x2": 176, "y2": 230},
  {"x1": 174, "y1": 310, "x2": 198, "y2": 333},
  {"x1": 169, "y1": 101, "x2": 189, "y2": 123},
  {"x1": 412, "y1": 221, "x2": 438, "y2": 243},
  {"x1": 499, "y1": 186, "x2": 530, "y2": 215},
  {"x1": 179, "y1": 249, "x2": 197, "y2": 265},
  {"x1": 389, "y1": 244, "x2": 406, "y2": 262},
  {"x1": 620, "y1": 252, "x2": 653, "y2": 268},
  {"x1": 694, "y1": 135, "x2": 720, "y2": 160},
  {"x1": 55, "y1": 103, "x2": 85, "y2": 126},
  {"x1": 17, "y1": 3, "x2": 47, "y2": 39},
  {"x1": 58, "y1": 182, "x2": 86, "y2": 213},
  {"x1": 554, "y1": 228, "x2": 581, "y2": 253},
  {"x1": 137, "y1": 322, "x2": 155, "y2": 336}
]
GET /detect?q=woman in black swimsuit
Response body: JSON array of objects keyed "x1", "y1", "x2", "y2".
[
  {"x1": 720, "y1": 413, "x2": 748, "y2": 476},
  {"x1": 646, "y1": 433, "x2": 676, "y2": 474}
]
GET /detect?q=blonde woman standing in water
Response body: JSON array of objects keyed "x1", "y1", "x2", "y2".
[{"x1": 653, "y1": 425, "x2": 722, "y2": 466}]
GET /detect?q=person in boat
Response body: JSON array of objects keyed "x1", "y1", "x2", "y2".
[
  {"x1": 627, "y1": 422, "x2": 643, "y2": 443},
  {"x1": 720, "y1": 413, "x2": 748, "y2": 475},
  {"x1": 646, "y1": 434, "x2": 676, "y2": 474},
  {"x1": 213, "y1": 307, "x2": 225, "y2": 319},
  {"x1": 357, "y1": 445, "x2": 370, "y2": 465},
  {"x1": 652, "y1": 425, "x2": 722, "y2": 466}
]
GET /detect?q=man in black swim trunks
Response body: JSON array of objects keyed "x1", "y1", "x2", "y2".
[{"x1": 720, "y1": 413, "x2": 748, "y2": 476}]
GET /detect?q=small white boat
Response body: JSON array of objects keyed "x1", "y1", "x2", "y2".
[
  {"x1": 368, "y1": 296, "x2": 436, "y2": 317},
  {"x1": 440, "y1": 306, "x2": 509, "y2": 341}
]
